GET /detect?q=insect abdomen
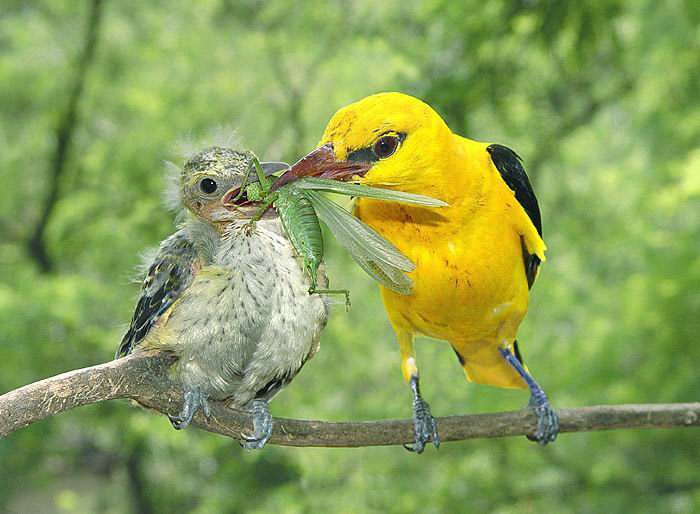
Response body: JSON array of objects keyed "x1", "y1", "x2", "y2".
[{"x1": 276, "y1": 187, "x2": 323, "y2": 285}]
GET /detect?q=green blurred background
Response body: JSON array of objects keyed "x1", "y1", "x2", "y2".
[{"x1": 1, "y1": 1, "x2": 699, "y2": 512}]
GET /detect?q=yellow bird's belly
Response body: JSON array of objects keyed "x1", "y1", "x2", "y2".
[{"x1": 356, "y1": 197, "x2": 531, "y2": 389}]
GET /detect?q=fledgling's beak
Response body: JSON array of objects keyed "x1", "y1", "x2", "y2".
[
  {"x1": 220, "y1": 161, "x2": 291, "y2": 209},
  {"x1": 268, "y1": 143, "x2": 372, "y2": 191}
]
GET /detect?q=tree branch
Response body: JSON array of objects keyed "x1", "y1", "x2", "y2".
[{"x1": 1, "y1": 352, "x2": 698, "y2": 447}]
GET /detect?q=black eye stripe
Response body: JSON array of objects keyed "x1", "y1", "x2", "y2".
[
  {"x1": 347, "y1": 147, "x2": 378, "y2": 163},
  {"x1": 346, "y1": 132, "x2": 406, "y2": 163}
]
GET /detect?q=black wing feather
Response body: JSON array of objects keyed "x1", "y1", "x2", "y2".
[
  {"x1": 116, "y1": 233, "x2": 199, "y2": 358},
  {"x1": 487, "y1": 144, "x2": 542, "y2": 289}
]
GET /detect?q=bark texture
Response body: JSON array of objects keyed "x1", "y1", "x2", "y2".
[{"x1": 1, "y1": 351, "x2": 698, "y2": 447}]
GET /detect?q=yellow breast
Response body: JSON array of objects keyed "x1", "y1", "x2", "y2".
[{"x1": 355, "y1": 154, "x2": 533, "y2": 344}]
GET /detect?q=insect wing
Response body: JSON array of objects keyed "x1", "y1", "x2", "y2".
[
  {"x1": 305, "y1": 190, "x2": 415, "y2": 295},
  {"x1": 294, "y1": 178, "x2": 448, "y2": 207},
  {"x1": 305, "y1": 190, "x2": 414, "y2": 271}
]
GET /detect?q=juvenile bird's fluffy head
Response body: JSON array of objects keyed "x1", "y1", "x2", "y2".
[
  {"x1": 163, "y1": 130, "x2": 247, "y2": 213},
  {"x1": 319, "y1": 92, "x2": 455, "y2": 199},
  {"x1": 179, "y1": 146, "x2": 256, "y2": 222}
]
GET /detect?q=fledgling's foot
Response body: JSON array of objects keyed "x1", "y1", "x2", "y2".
[
  {"x1": 168, "y1": 390, "x2": 210, "y2": 430},
  {"x1": 240, "y1": 399, "x2": 273, "y2": 450},
  {"x1": 526, "y1": 396, "x2": 559, "y2": 446},
  {"x1": 404, "y1": 396, "x2": 440, "y2": 454}
]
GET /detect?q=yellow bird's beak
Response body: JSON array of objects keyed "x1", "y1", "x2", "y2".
[
  {"x1": 220, "y1": 146, "x2": 372, "y2": 217},
  {"x1": 269, "y1": 143, "x2": 372, "y2": 191}
]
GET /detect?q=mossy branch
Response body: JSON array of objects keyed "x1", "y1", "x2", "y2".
[{"x1": 1, "y1": 351, "x2": 698, "y2": 446}]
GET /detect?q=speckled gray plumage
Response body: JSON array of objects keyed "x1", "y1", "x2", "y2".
[{"x1": 142, "y1": 217, "x2": 329, "y2": 407}]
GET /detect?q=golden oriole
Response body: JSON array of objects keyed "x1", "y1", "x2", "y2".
[{"x1": 315, "y1": 92, "x2": 558, "y2": 452}]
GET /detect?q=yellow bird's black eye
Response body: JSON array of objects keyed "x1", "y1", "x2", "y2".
[
  {"x1": 372, "y1": 135, "x2": 399, "y2": 159},
  {"x1": 200, "y1": 178, "x2": 217, "y2": 194}
]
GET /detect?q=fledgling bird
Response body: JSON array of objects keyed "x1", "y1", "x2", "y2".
[
  {"x1": 316, "y1": 92, "x2": 559, "y2": 452},
  {"x1": 116, "y1": 145, "x2": 329, "y2": 449}
]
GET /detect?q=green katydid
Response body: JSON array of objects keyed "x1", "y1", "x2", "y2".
[{"x1": 221, "y1": 151, "x2": 448, "y2": 306}]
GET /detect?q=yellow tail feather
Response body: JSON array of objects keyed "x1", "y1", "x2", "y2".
[{"x1": 453, "y1": 341, "x2": 528, "y2": 390}]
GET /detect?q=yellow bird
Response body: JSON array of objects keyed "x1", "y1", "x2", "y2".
[{"x1": 317, "y1": 92, "x2": 558, "y2": 452}]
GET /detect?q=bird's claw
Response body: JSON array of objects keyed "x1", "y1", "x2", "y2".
[
  {"x1": 240, "y1": 432, "x2": 272, "y2": 450},
  {"x1": 404, "y1": 397, "x2": 440, "y2": 453},
  {"x1": 168, "y1": 390, "x2": 210, "y2": 430},
  {"x1": 239, "y1": 399, "x2": 273, "y2": 450},
  {"x1": 526, "y1": 399, "x2": 559, "y2": 446},
  {"x1": 168, "y1": 416, "x2": 186, "y2": 430}
]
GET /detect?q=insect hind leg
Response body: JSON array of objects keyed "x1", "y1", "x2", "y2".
[
  {"x1": 307, "y1": 266, "x2": 351, "y2": 309},
  {"x1": 309, "y1": 287, "x2": 351, "y2": 310}
]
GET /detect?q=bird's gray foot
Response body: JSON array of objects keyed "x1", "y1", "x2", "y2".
[
  {"x1": 404, "y1": 376, "x2": 440, "y2": 453},
  {"x1": 168, "y1": 390, "x2": 210, "y2": 430},
  {"x1": 240, "y1": 399, "x2": 273, "y2": 450},
  {"x1": 527, "y1": 394, "x2": 559, "y2": 446},
  {"x1": 498, "y1": 346, "x2": 559, "y2": 446}
]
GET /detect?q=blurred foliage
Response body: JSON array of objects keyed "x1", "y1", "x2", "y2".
[{"x1": 1, "y1": 0, "x2": 699, "y2": 512}]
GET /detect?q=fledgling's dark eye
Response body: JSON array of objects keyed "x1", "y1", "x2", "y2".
[
  {"x1": 199, "y1": 178, "x2": 218, "y2": 194},
  {"x1": 372, "y1": 135, "x2": 400, "y2": 159}
]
